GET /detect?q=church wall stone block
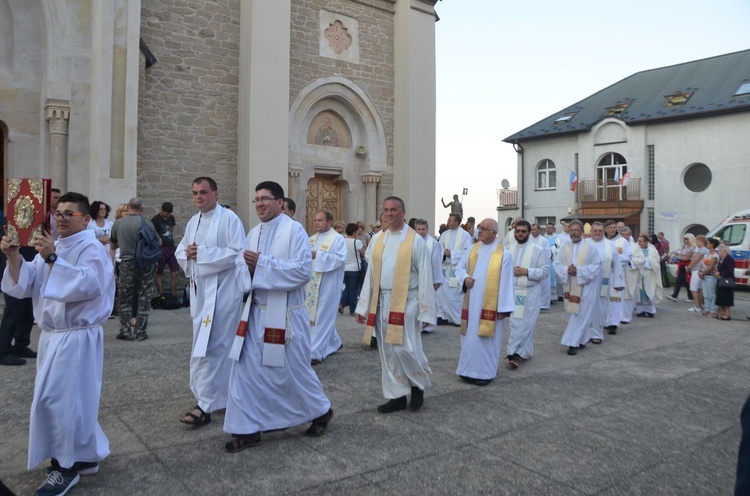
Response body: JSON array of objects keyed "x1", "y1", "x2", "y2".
[{"x1": 138, "y1": 0, "x2": 241, "y2": 236}]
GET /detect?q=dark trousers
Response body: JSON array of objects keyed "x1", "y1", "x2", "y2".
[
  {"x1": 0, "y1": 293, "x2": 34, "y2": 357},
  {"x1": 660, "y1": 260, "x2": 670, "y2": 288},
  {"x1": 671, "y1": 265, "x2": 693, "y2": 300},
  {"x1": 340, "y1": 271, "x2": 360, "y2": 314}
]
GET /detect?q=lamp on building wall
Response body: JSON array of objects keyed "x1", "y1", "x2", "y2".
[{"x1": 355, "y1": 145, "x2": 367, "y2": 158}]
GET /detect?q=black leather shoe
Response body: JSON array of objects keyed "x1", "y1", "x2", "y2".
[
  {"x1": 459, "y1": 375, "x2": 476, "y2": 384},
  {"x1": 607, "y1": 326, "x2": 617, "y2": 335},
  {"x1": 0, "y1": 354, "x2": 26, "y2": 366},
  {"x1": 409, "y1": 387, "x2": 423, "y2": 411},
  {"x1": 474, "y1": 379, "x2": 491, "y2": 387},
  {"x1": 377, "y1": 397, "x2": 407, "y2": 414},
  {"x1": 567, "y1": 346, "x2": 577, "y2": 356},
  {"x1": 13, "y1": 346, "x2": 37, "y2": 358},
  {"x1": 370, "y1": 337, "x2": 378, "y2": 349}
]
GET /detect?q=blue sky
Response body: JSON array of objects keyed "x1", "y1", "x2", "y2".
[{"x1": 434, "y1": 0, "x2": 750, "y2": 228}]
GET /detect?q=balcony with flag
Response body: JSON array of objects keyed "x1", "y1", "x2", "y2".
[{"x1": 577, "y1": 165, "x2": 643, "y2": 219}]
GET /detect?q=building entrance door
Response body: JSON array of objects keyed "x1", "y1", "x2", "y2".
[{"x1": 306, "y1": 175, "x2": 342, "y2": 234}]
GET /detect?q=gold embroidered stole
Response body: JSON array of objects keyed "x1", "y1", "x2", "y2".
[
  {"x1": 563, "y1": 241, "x2": 589, "y2": 315},
  {"x1": 509, "y1": 242, "x2": 534, "y2": 319},
  {"x1": 362, "y1": 227, "x2": 416, "y2": 346},
  {"x1": 460, "y1": 241, "x2": 504, "y2": 338},
  {"x1": 305, "y1": 229, "x2": 339, "y2": 325}
]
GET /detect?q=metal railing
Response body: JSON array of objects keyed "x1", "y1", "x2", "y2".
[{"x1": 579, "y1": 178, "x2": 642, "y2": 202}]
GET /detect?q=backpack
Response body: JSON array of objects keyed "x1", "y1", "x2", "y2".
[{"x1": 135, "y1": 217, "x2": 161, "y2": 268}]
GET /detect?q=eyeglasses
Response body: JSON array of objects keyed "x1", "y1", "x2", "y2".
[
  {"x1": 477, "y1": 226, "x2": 497, "y2": 232},
  {"x1": 53, "y1": 211, "x2": 84, "y2": 221},
  {"x1": 252, "y1": 196, "x2": 276, "y2": 204},
  {"x1": 514, "y1": 229, "x2": 529, "y2": 234}
]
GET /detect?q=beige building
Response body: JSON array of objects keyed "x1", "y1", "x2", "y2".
[
  {"x1": 0, "y1": 0, "x2": 439, "y2": 234},
  {"x1": 500, "y1": 49, "x2": 750, "y2": 246}
]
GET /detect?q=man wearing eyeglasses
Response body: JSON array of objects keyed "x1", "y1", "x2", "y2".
[
  {"x1": 1, "y1": 192, "x2": 115, "y2": 495},
  {"x1": 454, "y1": 219, "x2": 514, "y2": 386},
  {"x1": 223, "y1": 181, "x2": 332, "y2": 452},
  {"x1": 110, "y1": 197, "x2": 161, "y2": 342},
  {"x1": 175, "y1": 177, "x2": 247, "y2": 430}
]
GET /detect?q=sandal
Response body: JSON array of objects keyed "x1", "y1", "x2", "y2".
[
  {"x1": 590, "y1": 339, "x2": 602, "y2": 345},
  {"x1": 701, "y1": 310, "x2": 710, "y2": 316},
  {"x1": 719, "y1": 316, "x2": 732, "y2": 321},
  {"x1": 224, "y1": 433, "x2": 262, "y2": 453},
  {"x1": 180, "y1": 406, "x2": 211, "y2": 426}
]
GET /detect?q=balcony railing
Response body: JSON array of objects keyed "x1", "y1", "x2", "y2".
[
  {"x1": 497, "y1": 187, "x2": 518, "y2": 209},
  {"x1": 579, "y1": 178, "x2": 642, "y2": 202}
]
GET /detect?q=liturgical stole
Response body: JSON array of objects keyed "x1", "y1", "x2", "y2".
[
  {"x1": 305, "y1": 228, "x2": 340, "y2": 325},
  {"x1": 460, "y1": 242, "x2": 504, "y2": 338},
  {"x1": 562, "y1": 241, "x2": 589, "y2": 315},
  {"x1": 509, "y1": 242, "x2": 534, "y2": 319},
  {"x1": 362, "y1": 227, "x2": 416, "y2": 346}
]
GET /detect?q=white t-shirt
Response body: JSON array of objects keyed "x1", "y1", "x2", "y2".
[{"x1": 344, "y1": 237, "x2": 363, "y2": 272}]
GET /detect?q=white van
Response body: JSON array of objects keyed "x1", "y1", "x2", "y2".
[
  {"x1": 707, "y1": 210, "x2": 750, "y2": 287},
  {"x1": 668, "y1": 210, "x2": 750, "y2": 287}
]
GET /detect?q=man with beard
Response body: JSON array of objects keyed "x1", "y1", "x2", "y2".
[
  {"x1": 554, "y1": 220, "x2": 603, "y2": 355},
  {"x1": 506, "y1": 220, "x2": 548, "y2": 369}
]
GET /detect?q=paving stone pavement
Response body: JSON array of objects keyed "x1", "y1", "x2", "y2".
[{"x1": 1, "y1": 289, "x2": 749, "y2": 495}]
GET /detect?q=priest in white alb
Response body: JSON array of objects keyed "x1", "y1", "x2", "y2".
[
  {"x1": 554, "y1": 219, "x2": 604, "y2": 356},
  {"x1": 454, "y1": 219, "x2": 514, "y2": 385},
  {"x1": 531, "y1": 223, "x2": 553, "y2": 309},
  {"x1": 415, "y1": 218, "x2": 442, "y2": 333},
  {"x1": 306, "y1": 210, "x2": 346, "y2": 364},
  {"x1": 356, "y1": 196, "x2": 436, "y2": 413},
  {"x1": 587, "y1": 222, "x2": 625, "y2": 344},
  {"x1": 610, "y1": 225, "x2": 632, "y2": 330},
  {"x1": 435, "y1": 213, "x2": 472, "y2": 325},
  {"x1": 176, "y1": 177, "x2": 248, "y2": 428},
  {"x1": 634, "y1": 234, "x2": 663, "y2": 317},
  {"x1": 506, "y1": 220, "x2": 548, "y2": 369},
  {"x1": 620, "y1": 227, "x2": 640, "y2": 323},
  {"x1": 1, "y1": 192, "x2": 115, "y2": 495},
  {"x1": 223, "y1": 181, "x2": 332, "y2": 452}
]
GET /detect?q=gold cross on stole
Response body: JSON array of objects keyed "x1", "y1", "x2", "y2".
[{"x1": 202, "y1": 315, "x2": 212, "y2": 327}]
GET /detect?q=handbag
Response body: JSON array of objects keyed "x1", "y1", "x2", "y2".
[{"x1": 717, "y1": 277, "x2": 735, "y2": 289}]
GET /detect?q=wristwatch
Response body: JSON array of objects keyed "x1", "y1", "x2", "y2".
[{"x1": 45, "y1": 253, "x2": 58, "y2": 265}]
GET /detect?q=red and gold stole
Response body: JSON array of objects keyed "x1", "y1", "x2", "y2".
[
  {"x1": 460, "y1": 241, "x2": 504, "y2": 338},
  {"x1": 362, "y1": 227, "x2": 416, "y2": 346}
]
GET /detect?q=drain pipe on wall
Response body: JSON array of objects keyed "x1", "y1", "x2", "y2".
[{"x1": 513, "y1": 142, "x2": 524, "y2": 219}]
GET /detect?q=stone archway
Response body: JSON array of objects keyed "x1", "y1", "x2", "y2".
[{"x1": 289, "y1": 76, "x2": 386, "y2": 229}]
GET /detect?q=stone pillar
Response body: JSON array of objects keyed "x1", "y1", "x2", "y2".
[
  {"x1": 362, "y1": 173, "x2": 382, "y2": 224},
  {"x1": 393, "y1": 0, "x2": 437, "y2": 225},
  {"x1": 237, "y1": 0, "x2": 292, "y2": 228},
  {"x1": 45, "y1": 100, "x2": 70, "y2": 192},
  {"x1": 288, "y1": 166, "x2": 303, "y2": 199}
]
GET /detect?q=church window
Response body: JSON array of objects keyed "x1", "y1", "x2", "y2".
[
  {"x1": 683, "y1": 163, "x2": 712, "y2": 193},
  {"x1": 536, "y1": 159, "x2": 556, "y2": 190},
  {"x1": 606, "y1": 102, "x2": 630, "y2": 116},
  {"x1": 324, "y1": 20, "x2": 352, "y2": 54}
]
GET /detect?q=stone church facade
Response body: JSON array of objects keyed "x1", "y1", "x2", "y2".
[{"x1": 0, "y1": 0, "x2": 438, "y2": 234}]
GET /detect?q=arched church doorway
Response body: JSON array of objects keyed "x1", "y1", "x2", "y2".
[{"x1": 306, "y1": 174, "x2": 343, "y2": 234}]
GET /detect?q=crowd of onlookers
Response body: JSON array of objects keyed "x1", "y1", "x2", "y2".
[{"x1": 665, "y1": 233, "x2": 736, "y2": 320}]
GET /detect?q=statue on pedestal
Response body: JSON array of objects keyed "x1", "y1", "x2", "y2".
[{"x1": 441, "y1": 194, "x2": 463, "y2": 218}]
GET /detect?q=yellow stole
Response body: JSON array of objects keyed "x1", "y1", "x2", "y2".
[
  {"x1": 362, "y1": 227, "x2": 416, "y2": 346},
  {"x1": 460, "y1": 241, "x2": 504, "y2": 338}
]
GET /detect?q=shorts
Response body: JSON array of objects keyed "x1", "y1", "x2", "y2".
[
  {"x1": 157, "y1": 245, "x2": 180, "y2": 274},
  {"x1": 689, "y1": 270, "x2": 702, "y2": 292}
]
